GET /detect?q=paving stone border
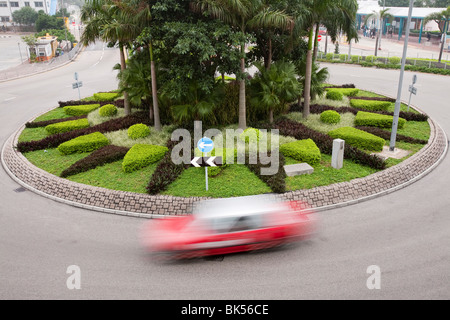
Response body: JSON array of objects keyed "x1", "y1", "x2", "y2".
[{"x1": 1, "y1": 108, "x2": 448, "y2": 219}]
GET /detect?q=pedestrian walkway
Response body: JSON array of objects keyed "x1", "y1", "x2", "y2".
[{"x1": 320, "y1": 31, "x2": 450, "y2": 61}]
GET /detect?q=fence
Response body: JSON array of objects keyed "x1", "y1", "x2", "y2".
[{"x1": 0, "y1": 44, "x2": 83, "y2": 82}]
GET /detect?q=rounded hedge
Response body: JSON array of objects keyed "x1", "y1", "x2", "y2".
[
  {"x1": 326, "y1": 90, "x2": 344, "y2": 101},
  {"x1": 240, "y1": 127, "x2": 261, "y2": 143},
  {"x1": 128, "y1": 123, "x2": 151, "y2": 140},
  {"x1": 99, "y1": 104, "x2": 118, "y2": 117},
  {"x1": 320, "y1": 110, "x2": 341, "y2": 124}
]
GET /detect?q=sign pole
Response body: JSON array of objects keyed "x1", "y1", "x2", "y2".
[
  {"x1": 390, "y1": 0, "x2": 414, "y2": 152},
  {"x1": 204, "y1": 152, "x2": 208, "y2": 191}
]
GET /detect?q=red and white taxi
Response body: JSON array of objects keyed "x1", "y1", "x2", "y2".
[{"x1": 141, "y1": 195, "x2": 317, "y2": 260}]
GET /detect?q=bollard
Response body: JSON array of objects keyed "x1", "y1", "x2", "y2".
[{"x1": 331, "y1": 139, "x2": 345, "y2": 169}]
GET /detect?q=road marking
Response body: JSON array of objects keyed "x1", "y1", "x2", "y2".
[
  {"x1": 91, "y1": 43, "x2": 105, "y2": 68},
  {"x1": 4, "y1": 97, "x2": 16, "y2": 102}
]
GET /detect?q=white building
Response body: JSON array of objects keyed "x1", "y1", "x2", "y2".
[{"x1": 0, "y1": 1, "x2": 51, "y2": 27}]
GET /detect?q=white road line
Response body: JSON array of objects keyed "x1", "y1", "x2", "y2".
[
  {"x1": 4, "y1": 97, "x2": 16, "y2": 102},
  {"x1": 91, "y1": 43, "x2": 106, "y2": 68}
]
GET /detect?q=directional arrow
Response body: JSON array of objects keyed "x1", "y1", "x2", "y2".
[
  {"x1": 191, "y1": 157, "x2": 202, "y2": 168},
  {"x1": 206, "y1": 156, "x2": 217, "y2": 167},
  {"x1": 199, "y1": 142, "x2": 213, "y2": 150}
]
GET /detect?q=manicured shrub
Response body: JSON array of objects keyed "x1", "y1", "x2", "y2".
[
  {"x1": 280, "y1": 139, "x2": 321, "y2": 165},
  {"x1": 328, "y1": 126, "x2": 385, "y2": 151},
  {"x1": 25, "y1": 115, "x2": 87, "y2": 128},
  {"x1": 122, "y1": 144, "x2": 168, "y2": 173},
  {"x1": 365, "y1": 55, "x2": 376, "y2": 63},
  {"x1": 355, "y1": 126, "x2": 428, "y2": 145},
  {"x1": 147, "y1": 140, "x2": 188, "y2": 195},
  {"x1": 64, "y1": 104, "x2": 101, "y2": 116},
  {"x1": 128, "y1": 123, "x2": 151, "y2": 140},
  {"x1": 58, "y1": 132, "x2": 110, "y2": 155},
  {"x1": 17, "y1": 111, "x2": 150, "y2": 153},
  {"x1": 45, "y1": 118, "x2": 90, "y2": 135},
  {"x1": 98, "y1": 104, "x2": 118, "y2": 117},
  {"x1": 326, "y1": 90, "x2": 344, "y2": 101},
  {"x1": 355, "y1": 111, "x2": 406, "y2": 129},
  {"x1": 325, "y1": 88, "x2": 359, "y2": 97},
  {"x1": 240, "y1": 127, "x2": 261, "y2": 143},
  {"x1": 60, "y1": 145, "x2": 130, "y2": 178},
  {"x1": 351, "y1": 55, "x2": 360, "y2": 63},
  {"x1": 93, "y1": 92, "x2": 121, "y2": 101},
  {"x1": 388, "y1": 57, "x2": 401, "y2": 65},
  {"x1": 326, "y1": 53, "x2": 334, "y2": 61},
  {"x1": 350, "y1": 99, "x2": 392, "y2": 111},
  {"x1": 350, "y1": 96, "x2": 395, "y2": 102},
  {"x1": 274, "y1": 118, "x2": 386, "y2": 169},
  {"x1": 320, "y1": 110, "x2": 341, "y2": 124}
]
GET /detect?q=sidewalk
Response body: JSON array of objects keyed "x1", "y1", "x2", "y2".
[{"x1": 320, "y1": 32, "x2": 450, "y2": 61}]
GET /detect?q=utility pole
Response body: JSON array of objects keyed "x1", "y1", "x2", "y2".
[{"x1": 390, "y1": 0, "x2": 414, "y2": 152}]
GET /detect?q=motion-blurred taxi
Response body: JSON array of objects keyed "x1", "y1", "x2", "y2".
[{"x1": 141, "y1": 195, "x2": 317, "y2": 260}]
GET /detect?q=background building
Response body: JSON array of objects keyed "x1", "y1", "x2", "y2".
[{"x1": 0, "y1": 0, "x2": 56, "y2": 27}]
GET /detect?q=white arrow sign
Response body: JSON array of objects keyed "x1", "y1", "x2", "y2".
[
  {"x1": 191, "y1": 157, "x2": 201, "y2": 168},
  {"x1": 206, "y1": 156, "x2": 217, "y2": 167},
  {"x1": 199, "y1": 141, "x2": 213, "y2": 150}
]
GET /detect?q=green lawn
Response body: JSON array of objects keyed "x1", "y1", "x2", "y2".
[
  {"x1": 67, "y1": 160, "x2": 158, "y2": 194},
  {"x1": 18, "y1": 127, "x2": 48, "y2": 143},
  {"x1": 285, "y1": 154, "x2": 378, "y2": 191},
  {"x1": 32, "y1": 108, "x2": 73, "y2": 122},
  {"x1": 162, "y1": 165, "x2": 272, "y2": 198},
  {"x1": 24, "y1": 148, "x2": 91, "y2": 176}
]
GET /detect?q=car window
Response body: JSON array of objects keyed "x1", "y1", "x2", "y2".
[{"x1": 210, "y1": 215, "x2": 263, "y2": 233}]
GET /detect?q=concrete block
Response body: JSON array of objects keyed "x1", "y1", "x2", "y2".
[{"x1": 284, "y1": 163, "x2": 314, "y2": 177}]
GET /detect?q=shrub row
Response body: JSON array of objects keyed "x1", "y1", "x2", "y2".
[
  {"x1": 147, "y1": 140, "x2": 189, "y2": 195},
  {"x1": 350, "y1": 99, "x2": 392, "y2": 112},
  {"x1": 295, "y1": 104, "x2": 428, "y2": 122},
  {"x1": 328, "y1": 127, "x2": 386, "y2": 152},
  {"x1": 93, "y1": 92, "x2": 121, "y2": 102},
  {"x1": 60, "y1": 145, "x2": 130, "y2": 178},
  {"x1": 58, "y1": 99, "x2": 125, "y2": 108},
  {"x1": 245, "y1": 151, "x2": 287, "y2": 194},
  {"x1": 99, "y1": 104, "x2": 118, "y2": 117},
  {"x1": 323, "y1": 84, "x2": 356, "y2": 89},
  {"x1": 324, "y1": 88, "x2": 360, "y2": 97},
  {"x1": 325, "y1": 90, "x2": 344, "y2": 101},
  {"x1": 280, "y1": 139, "x2": 321, "y2": 165},
  {"x1": 64, "y1": 104, "x2": 101, "y2": 116},
  {"x1": 355, "y1": 126, "x2": 428, "y2": 145},
  {"x1": 45, "y1": 118, "x2": 90, "y2": 135},
  {"x1": 355, "y1": 111, "x2": 406, "y2": 129},
  {"x1": 274, "y1": 118, "x2": 386, "y2": 170},
  {"x1": 17, "y1": 111, "x2": 150, "y2": 153},
  {"x1": 25, "y1": 115, "x2": 87, "y2": 128},
  {"x1": 349, "y1": 96, "x2": 396, "y2": 103},
  {"x1": 58, "y1": 132, "x2": 110, "y2": 155},
  {"x1": 122, "y1": 144, "x2": 169, "y2": 173}
]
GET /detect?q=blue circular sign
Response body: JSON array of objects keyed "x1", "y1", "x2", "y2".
[{"x1": 197, "y1": 137, "x2": 214, "y2": 153}]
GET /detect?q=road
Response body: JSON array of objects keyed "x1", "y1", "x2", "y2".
[{"x1": 0, "y1": 47, "x2": 449, "y2": 300}]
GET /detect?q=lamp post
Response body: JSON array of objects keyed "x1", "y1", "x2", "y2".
[{"x1": 390, "y1": 0, "x2": 414, "y2": 152}]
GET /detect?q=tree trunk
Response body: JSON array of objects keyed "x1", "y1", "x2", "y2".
[
  {"x1": 313, "y1": 23, "x2": 320, "y2": 61},
  {"x1": 238, "y1": 45, "x2": 246, "y2": 130},
  {"x1": 119, "y1": 44, "x2": 131, "y2": 116},
  {"x1": 149, "y1": 42, "x2": 161, "y2": 131},
  {"x1": 269, "y1": 108, "x2": 274, "y2": 124},
  {"x1": 267, "y1": 35, "x2": 272, "y2": 70},
  {"x1": 303, "y1": 28, "x2": 314, "y2": 120}
]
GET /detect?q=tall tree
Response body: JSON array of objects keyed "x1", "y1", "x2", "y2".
[
  {"x1": 424, "y1": 6, "x2": 450, "y2": 62},
  {"x1": 191, "y1": 0, "x2": 293, "y2": 129},
  {"x1": 81, "y1": 0, "x2": 140, "y2": 115},
  {"x1": 364, "y1": 8, "x2": 394, "y2": 56},
  {"x1": 301, "y1": 0, "x2": 358, "y2": 119}
]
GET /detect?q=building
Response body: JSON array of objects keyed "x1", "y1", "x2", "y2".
[
  {"x1": 0, "y1": 0, "x2": 54, "y2": 27},
  {"x1": 357, "y1": 0, "x2": 449, "y2": 44}
]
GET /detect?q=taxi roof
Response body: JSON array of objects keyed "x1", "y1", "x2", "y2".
[{"x1": 193, "y1": 194, "x2": 283, "y2": 219}]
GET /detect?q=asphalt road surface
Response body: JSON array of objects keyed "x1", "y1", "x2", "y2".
[{"x1": 0, "y1": 48, "x2": 449, "y2": 300}]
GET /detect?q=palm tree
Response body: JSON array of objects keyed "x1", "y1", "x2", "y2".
[
  {"x1": 364, "y1": 8, "x2": 393, "y2": 56},
  {"x1": 250, "y1": 60, "x2": 302, "y2": 123},
  {"x1": 424, "y1": 6, "x2": 450, "y2": 63},
  {"x1": 191, "y1": 0, "x2": 293, "y2": 129},
  {"x1": 301, "y1": 0, "x2": 358, "y2": 119},
  {"x1": 114, "y1": 0, "x2": 162, "y2": 131},
  {"x1": 81, "y1": 0, "x2": 140, "y2": 115}
]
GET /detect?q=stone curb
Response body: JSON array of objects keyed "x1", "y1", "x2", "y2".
[{"x1": 1, "y1": 107, "x2": 448, "y2": 219}]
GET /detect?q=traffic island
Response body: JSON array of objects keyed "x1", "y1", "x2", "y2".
[{"x1": 2, "y1": 112, "x2": 447, "y2": 217}]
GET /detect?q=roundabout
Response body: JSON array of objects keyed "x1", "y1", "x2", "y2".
[
  {"x1": 1, "y1": 90, "x2": 447, "y2": 218},
  {"x1": 1, "y1": 46, "x2": 449, "y2": 299}
]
